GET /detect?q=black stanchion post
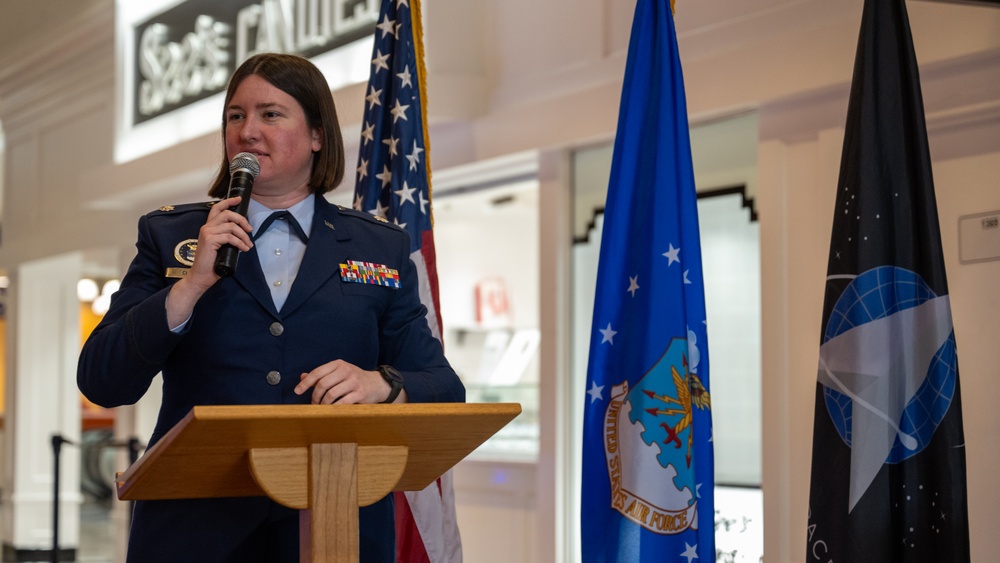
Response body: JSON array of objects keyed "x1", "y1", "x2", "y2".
[
  {"x1": 50, "y1": 435, "x2": 66, "y2": 563},
  {"x1": 50, "y1": 434, "x2": 77, "y2": 563}
]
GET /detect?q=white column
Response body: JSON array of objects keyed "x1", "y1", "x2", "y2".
[
  {"x1": 1, "y1": 252, "x2": 83, "y2": 554},
  {"x1": 758, "y1": 125, "x2": 843, "y2": 563},
  {"x1": 537, "y1": 148, "x2": 572, "y2": 563}
]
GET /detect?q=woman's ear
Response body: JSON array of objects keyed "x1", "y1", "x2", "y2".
[{"x1": 312, "y1": 127, "x2": 323, "y2": 152}]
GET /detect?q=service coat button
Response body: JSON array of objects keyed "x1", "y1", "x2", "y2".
[
  {"x1": 269, "y1": 322, "x2": 284, "y2": 336},
  {"x1": 266, "y1": 371, "x2": 281, "y2": 386}
]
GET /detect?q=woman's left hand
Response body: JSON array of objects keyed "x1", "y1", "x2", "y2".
[{"x1": 294, "y1": 359, "x2": 395, "y2": 404}]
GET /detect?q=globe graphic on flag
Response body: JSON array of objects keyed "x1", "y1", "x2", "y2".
[{"x1": 822, "y1": 266, "x2": 958, "y2": 463}]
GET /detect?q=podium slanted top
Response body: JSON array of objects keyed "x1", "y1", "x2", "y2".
[{"x1": 116, "y1": 402, "x2": 521, "y2": 502}]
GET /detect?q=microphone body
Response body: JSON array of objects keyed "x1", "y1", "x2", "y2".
[{"x1": 213, "y1": 153, "x2": 260, "y2": 278}]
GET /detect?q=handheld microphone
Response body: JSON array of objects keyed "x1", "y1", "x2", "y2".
[{"x1": 213, "y1": 152, "x2": 260, "y2": 278}]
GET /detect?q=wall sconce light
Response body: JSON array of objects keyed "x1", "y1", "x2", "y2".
[
  {"x1": 91, "y1": 293, "x2": 112, "y2": 316},
  {"x1": 102, "y1": 279, "x2": 120, "y2": 297},
  {"x1": 78, "y1": 277, "x2": 120, "y2": 316},
  {"x1": 77, "y1": 279, "x2": 100, "y2": 302}
]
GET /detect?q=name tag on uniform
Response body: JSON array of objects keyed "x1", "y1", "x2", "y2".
[
  {"x1": 166, "y1": 267, "x2": 190, "y2": 279},
  {"x1": 339, "y1": 260, "x2": 400, "y2": 288}
]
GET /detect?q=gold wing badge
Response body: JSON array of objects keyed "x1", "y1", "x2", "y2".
[{"x1": 643, "y1": 355, "x2": 711, "y2": 467}]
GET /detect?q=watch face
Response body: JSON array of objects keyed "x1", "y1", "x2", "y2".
[{"x1": 381, "y1": 365, "x2": 403, "y2": 384}]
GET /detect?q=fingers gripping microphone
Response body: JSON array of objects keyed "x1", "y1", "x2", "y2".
[{"x1": 213, "y1": 152, "x2": 260, "y2": 278}]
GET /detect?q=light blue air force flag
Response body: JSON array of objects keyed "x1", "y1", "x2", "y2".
[{"x1": 580, "y1": 1, "x2": 714, "y2": 562}]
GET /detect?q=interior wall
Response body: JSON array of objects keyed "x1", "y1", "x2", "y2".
[
  {"x1": 758, "y1": 129, "x2": 841, "y2": 563},
  {"x1": 932, "y1": 150, "x2": 1000, "y2": 561}
]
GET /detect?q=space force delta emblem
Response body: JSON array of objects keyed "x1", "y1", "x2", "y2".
[
  {"x1": 339, "y1": 260, "x2": 401, "y2": 288},
  {"x1": 603, "y1": 337, "x2": 711, "y2": 534}
]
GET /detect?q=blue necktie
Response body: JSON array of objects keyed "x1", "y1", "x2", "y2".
[{"x1": 253, "y1": 211, "x2": 309, "y2": 243}]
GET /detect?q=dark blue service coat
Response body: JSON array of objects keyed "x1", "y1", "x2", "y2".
[{"x1": 78, "y1": 194, "x2": 464, "y2": 562}]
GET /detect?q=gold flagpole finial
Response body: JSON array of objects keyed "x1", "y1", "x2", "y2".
[{"x1": 671, "y1": 0, "x2": 676, "y2": 15}]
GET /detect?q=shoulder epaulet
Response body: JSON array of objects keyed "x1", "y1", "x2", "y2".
[
  {"x1": 336, "y1": 205, "x2": 404, "y2": 231},
  {"x1": 148, "y1": 201, "x2": 216, "y2": 216}
]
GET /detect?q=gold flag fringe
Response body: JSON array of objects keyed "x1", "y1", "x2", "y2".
[{"x1": 411, "y1": 0, "x2": 435, "y2": 226}]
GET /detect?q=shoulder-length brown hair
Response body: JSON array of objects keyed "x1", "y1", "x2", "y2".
[{"x1": 208, "y1": 53, "x2": 345, "y2": 198}]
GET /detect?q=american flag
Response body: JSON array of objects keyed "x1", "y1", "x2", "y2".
[{"x1": 353, "y1": 0, "x2": 460, "y2": 561}]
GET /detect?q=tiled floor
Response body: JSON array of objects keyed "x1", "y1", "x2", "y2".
[
  {"x1": 78, "y1": 499, "x2": 115, "y2": 562},
  {"x1": 0, "y1": 498, "x2": 116, "y2": 563}
]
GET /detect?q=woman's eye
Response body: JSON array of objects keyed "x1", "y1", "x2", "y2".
[{"x1": 226, "y1": 113, "x2": 243, "y2": 122}]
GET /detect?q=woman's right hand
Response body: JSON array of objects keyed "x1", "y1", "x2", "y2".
[{"x1": 165, "y1": 196, "x2": 253, "y2": 327}]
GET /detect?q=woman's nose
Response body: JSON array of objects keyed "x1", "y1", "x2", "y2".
[{"x1": 238, "y1": 116, "x2": 260, "y2": 142}]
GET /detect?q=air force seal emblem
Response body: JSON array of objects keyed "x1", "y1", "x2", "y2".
[
  {"x1": 173, "y1": 239, "x2": 198, "y2": 266},
  {"x1": 603, "y1": 336, "x2": 711, "y2": 534}
]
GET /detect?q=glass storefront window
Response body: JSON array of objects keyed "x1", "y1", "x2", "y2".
[{"x1": 434, "y1": 180, "x2": 540, "y2": 462}]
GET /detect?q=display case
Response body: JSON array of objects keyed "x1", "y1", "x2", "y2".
[{"x1": 444, "y1": 326, "x2": 539, "y2": 462}]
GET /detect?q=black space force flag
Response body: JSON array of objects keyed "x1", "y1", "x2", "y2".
[{"x1": 806, "y1": 0, "x2": 971, "y2": 561}]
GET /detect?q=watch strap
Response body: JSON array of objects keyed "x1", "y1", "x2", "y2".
[{"x1": 378, "y1": 365, "x2": 403, "y2": 404}]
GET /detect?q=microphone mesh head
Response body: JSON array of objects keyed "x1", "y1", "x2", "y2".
[{"x1": 230, "y1": 152, "x2": 260, "y2": 177}]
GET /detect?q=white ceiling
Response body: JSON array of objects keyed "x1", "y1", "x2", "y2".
[
  {"x1": 0, "y1": 0, "x2": 989, "y2": 57},
  {"x1": 1, "y1": 0, "x2": 996, "y2": 81},
  {"x1": 0, "y1": 0, "x2": 107, "y2": 61}
]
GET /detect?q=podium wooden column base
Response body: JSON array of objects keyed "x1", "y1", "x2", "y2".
[
  {"x1": 249, "y1": 443, "x2": 409, "y2": 562},
  {"x1": 301, "y1": 443, "x2": 357, "y2": 563}
]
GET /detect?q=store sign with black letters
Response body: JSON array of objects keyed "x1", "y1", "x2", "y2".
[{"x1": 132, "y1": 0, "x2": 377, "y2": 125}]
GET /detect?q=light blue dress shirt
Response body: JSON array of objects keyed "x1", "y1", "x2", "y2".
[{"x1": 248, "y1": 197, "x2": 313, "y2": 312}]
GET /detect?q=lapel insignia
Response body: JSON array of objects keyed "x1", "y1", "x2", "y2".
[
  {"x1": 173, "y1": 239, "x2": 198, "y2": 266},
  {"x1": 324, "y1": 220, "x2": 335, "y2": 230},
  {"x1": 340, "y1": 260, "x2": 401, "y2": 289}
]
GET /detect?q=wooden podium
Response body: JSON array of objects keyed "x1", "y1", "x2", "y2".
[{"x1": 115, "y1": 403, "x2": 521, "y2": 563}]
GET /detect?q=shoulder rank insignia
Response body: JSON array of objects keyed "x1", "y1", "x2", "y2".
[
  {"x1": 373, "y1": 215, "x2": 389, "y2": 223},
  {"x1": 174, "y1": 239, "x2": 198, "y2": 266},
  {"x1": 151, "y1": 202, "x2": 214, "y2": 215},
  {"x1": 340, "y1": 260, "x2": 400, "y2": 289}
]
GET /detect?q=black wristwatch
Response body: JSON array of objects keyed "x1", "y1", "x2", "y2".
[{"x1": 377, "y1": 365, "x2": 404, "y2": 403}]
